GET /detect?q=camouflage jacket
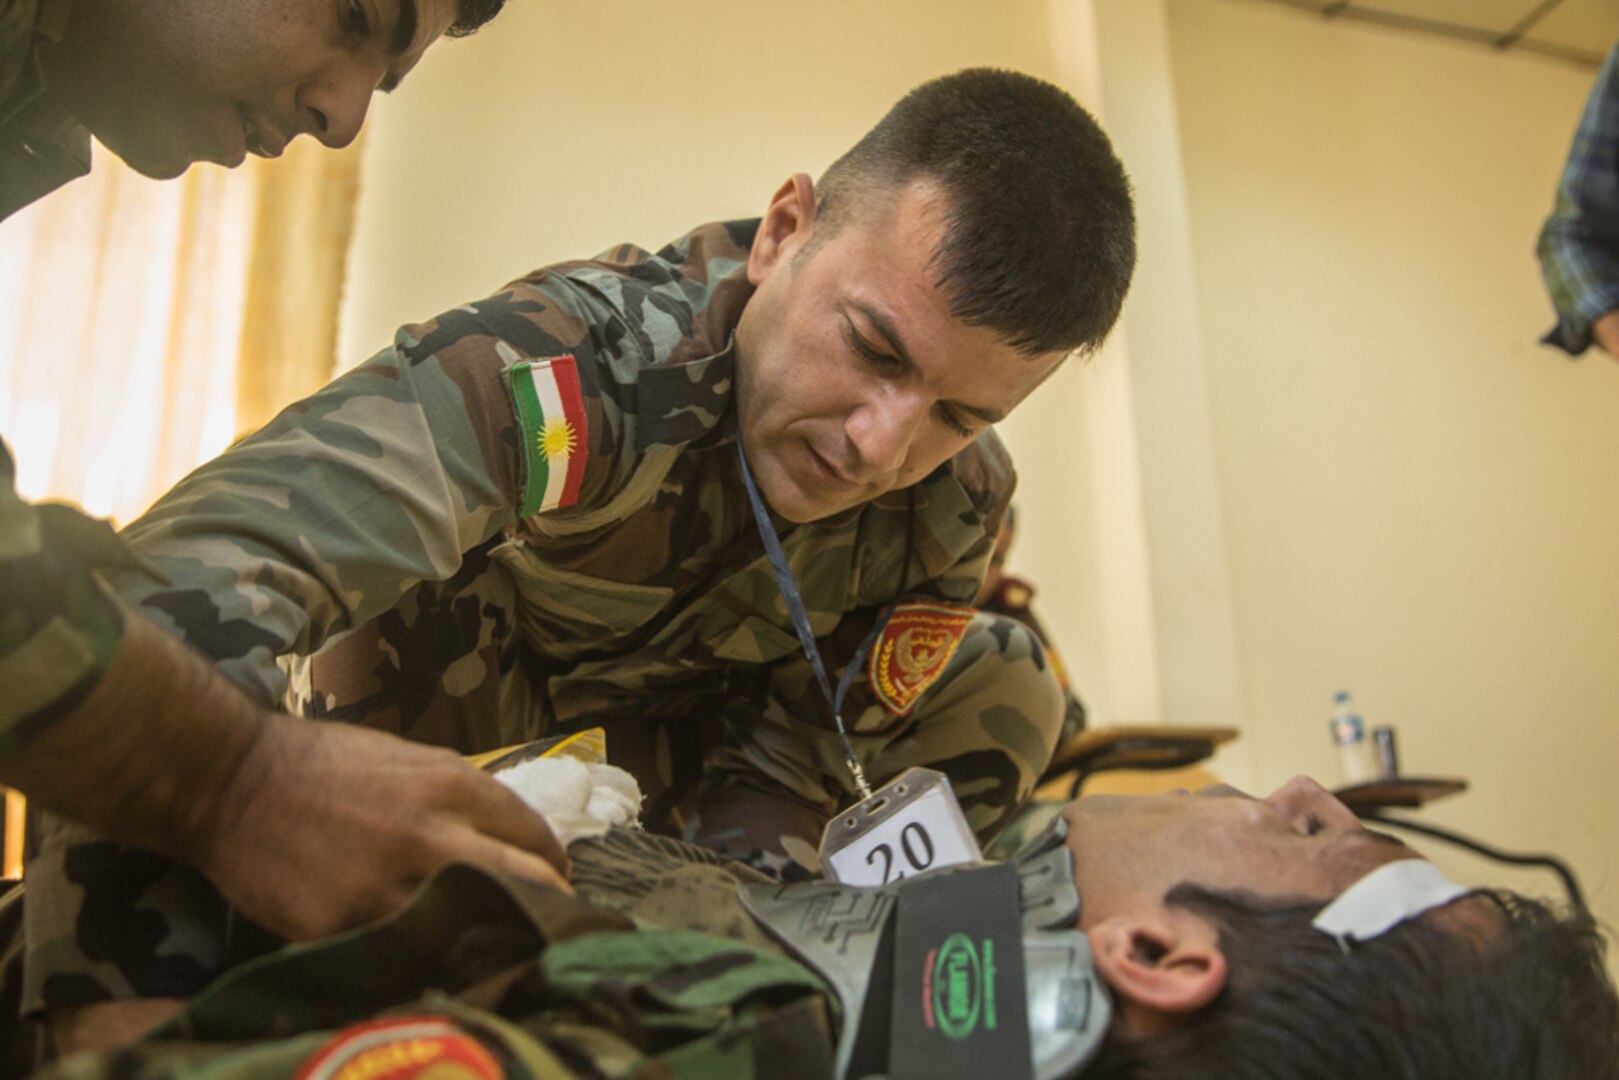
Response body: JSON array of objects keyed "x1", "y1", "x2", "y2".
[
  {"x1": 0, "y1": 0, "x2": 90, "y2": 222},
  {"x1": 37, "y1": 831, "x2": 838, "y2": 1080},
  {"x1": 0, "y1": 0, "x2": 103, "y2": 753},
  {"x1": 105, "y1": 218, "x2": 1015, "y2": 798},
  {"x1": 26, "y1": 220, "x2": 1016, "y2": 1012}
]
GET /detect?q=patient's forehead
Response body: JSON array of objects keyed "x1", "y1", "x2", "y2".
[{"x1": 1060, "y1": 780, "x2": 1428, "y2": 922}]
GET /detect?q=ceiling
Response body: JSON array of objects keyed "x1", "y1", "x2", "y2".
[{"x1": 1242, "y1": 0, "x2": 1618, "y2": 67}]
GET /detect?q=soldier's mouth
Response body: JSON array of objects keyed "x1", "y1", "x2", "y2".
[{"x1": 801, "y1": 442, "x2": 861, "y2": 492}]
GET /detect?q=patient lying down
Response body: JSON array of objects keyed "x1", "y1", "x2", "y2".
[{"x1": 33, "y1": 777, "x2": 1619, "y2": 1079}]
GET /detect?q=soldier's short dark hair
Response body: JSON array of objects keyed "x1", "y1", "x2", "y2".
[
  {"x1": 1086, "y1": 884, "x2": 1619, "y2": 1080},
  {"x1": 814, "y1": 68, "x2": 1136, "y2": 357},
  {"x1": 448, "y1": 0, "x2": 506, "y2": 37}
]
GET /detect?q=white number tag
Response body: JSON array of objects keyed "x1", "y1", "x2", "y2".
[{"x1": 819, "y1": 767, "x2": 981, "y2": 886}]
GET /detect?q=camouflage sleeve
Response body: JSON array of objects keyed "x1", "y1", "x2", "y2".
[
  {"x1": 0, "y1": 439, "x2": 126, "y2": 760},
  {"x1": 21, "y1": 273, "x2": 650, "y2": 1015},
  {"x1": 103, "y1": 273, "x2": 640, "y2": 705}
]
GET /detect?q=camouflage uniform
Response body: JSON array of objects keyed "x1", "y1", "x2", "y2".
[
  {"x1": 22, "y1": 221, "x2": 1065, "y2": 1015},
  {"x1": 37, "y1": 831, "x2": 840, "y2": 1080},
  {"x1": 977, "y1": 570, "x2": 1087, "y2": 751},
  {"x1": 0, "y1": 0, "x2": 108, "y2": 761},
  {"x1": 0, "y1": 442, "x2": 135, "y2": 762},
  {"x1": 0, "y1": 0, "x2": 92, "y2": 222}
]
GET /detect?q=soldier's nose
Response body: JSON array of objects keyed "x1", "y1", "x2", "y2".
[{"x1": 849, "y1": 395, "x2": 927, "y2": 476}]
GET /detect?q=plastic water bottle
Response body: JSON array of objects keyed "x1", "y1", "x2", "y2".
[{"x1": 1328, "y1": 691, "x2": 1378, "y2": 786}]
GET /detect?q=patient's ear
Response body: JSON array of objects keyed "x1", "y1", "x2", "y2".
[
  {"x1": 748, "y1": 173, "x2": 817, "y2": 285},
  {"x1": 1088, "y1": 914, "x2": 1228, "y2": 1034}
]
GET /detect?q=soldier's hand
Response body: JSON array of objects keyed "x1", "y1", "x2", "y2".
[{"x1": 195, "y1": 716, "x2": 573, "y2": 941}]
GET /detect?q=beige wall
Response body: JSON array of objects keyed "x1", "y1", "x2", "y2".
[
  {"x1": 341, "y1": 0, "x2": 1618, "y2": 948},
  {"x1": 1166, "y1": 0, "x2": 1619, "y2": 929},
  {"x1": 340, "y1": 0, "x2": 1062, "y2": 360}
]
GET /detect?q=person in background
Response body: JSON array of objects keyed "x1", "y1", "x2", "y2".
[{"x1": 1538, "y1": 43, "x2": 1619, "y2": 359}]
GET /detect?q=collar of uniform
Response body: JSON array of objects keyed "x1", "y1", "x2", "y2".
[
  {"x1": 634, "y1": 336, "x2": 739, "y2": 451},
  {"x1": 892, "y1": 456, "x2": 997, "y2": 582},
  {"x1": 633, "y1": 220, "x2": 757, "y2": 451},
  {"x1": 789, "y1": 451, "x2": 999, "y2": 581}
]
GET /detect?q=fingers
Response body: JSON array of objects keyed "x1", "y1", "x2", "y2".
[
  {"x1": 454, "y1": 767, "x2": 573, "y2": 880},
  {"x1": 447, "y1": 828, "x2": 576, "y2": 896}
]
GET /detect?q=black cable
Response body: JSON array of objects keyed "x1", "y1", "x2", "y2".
[{"x1": 1359, "y1": 811, "x2": 1587, "y2": 910}]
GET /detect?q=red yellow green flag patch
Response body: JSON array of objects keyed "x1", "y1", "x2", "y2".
[
  {"x1": 869, "y1": 602, "x2": 976, "y2": 716},
  {"x1": 509, "y1": 355, "x2": 588, "y2": 517},
  {"x1": 293, "y1": 1015, "x2": 504, "y2": 1080}
]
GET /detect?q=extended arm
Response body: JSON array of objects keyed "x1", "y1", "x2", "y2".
[{"x1": 1, "y1": 606, "x2": 570, "y2": 943}]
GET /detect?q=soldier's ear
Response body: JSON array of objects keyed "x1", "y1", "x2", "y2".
[
  {"x1": 1088, "y1": 913, "x2": 1228, "y2": 1035},
  {"x1": 748, "y1": 173, "x2": 817, "y2": 286}
]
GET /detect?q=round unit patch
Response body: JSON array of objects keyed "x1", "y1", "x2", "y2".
[
  {"x1": 869, "y1": 602, "x2": 976, "y2": 716},
  {"x1": 293, "y1": 1015, "x2": 504, "y2": 1080}
]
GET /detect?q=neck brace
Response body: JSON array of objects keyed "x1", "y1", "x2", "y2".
[{"x1": 739, "y1": 816, "x2": 1109, "y2": 1080}]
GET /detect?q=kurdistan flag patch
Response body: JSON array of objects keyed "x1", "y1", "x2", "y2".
[{"x1": 509, "y1": 355, "x2": 588, "y2": 516}]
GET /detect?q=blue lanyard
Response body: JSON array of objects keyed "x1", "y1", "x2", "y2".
[{"x1": 737, "y1": 440, "x2": 882, "y2": 800}]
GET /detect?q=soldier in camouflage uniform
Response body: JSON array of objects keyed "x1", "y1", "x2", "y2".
[{"x1": 20, "y1": 68, "x2": 1139, "y2": 1043}]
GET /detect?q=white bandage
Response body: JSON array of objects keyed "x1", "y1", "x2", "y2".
[
  {"x1": 1312, "y1": 859, "x2": 1470, "y2": 946},
  {"x1": 495, "y1": 756, "x2": 642, "y2": 846}
]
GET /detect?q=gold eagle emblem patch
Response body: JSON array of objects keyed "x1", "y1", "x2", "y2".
[{"x1": 869, "y1": 602, "x2": 976, "y2": 715}]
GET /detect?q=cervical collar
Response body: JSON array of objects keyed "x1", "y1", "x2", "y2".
[{"x1": 739, "y1": 816, "x2": 1110, "y2": 1080}]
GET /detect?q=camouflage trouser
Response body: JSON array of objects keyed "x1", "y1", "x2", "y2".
[
  {"x1": 34, "y1": 831, "x2": 836, "y2": 1080},
  {"x1": 18, "y1": 553, "x2": 1063, "y2": 1015}
]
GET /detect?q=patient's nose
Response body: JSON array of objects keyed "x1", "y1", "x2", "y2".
[{"x1": 1264, "y1": 775, "x2": 1362, "y2": 834}]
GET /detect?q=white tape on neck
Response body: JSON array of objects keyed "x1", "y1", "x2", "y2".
[{"x1": 1312, "y1": 860, "x2": 1469, "y2": 946}]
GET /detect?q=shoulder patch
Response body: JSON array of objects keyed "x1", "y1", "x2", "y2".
[
  {"x1": 509, "y1": 356, "x2": 589, "y2": 516},
  {"x1": 293, "y1": 1015, "x2": 503, "y2": 1080},
  {"x1": 869, "y1": 602, "x2": 977, "y2": 716}
]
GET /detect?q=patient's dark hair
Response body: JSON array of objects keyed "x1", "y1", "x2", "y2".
[
  {"x1": 448, "y1": 0, "x2": 505, "y2": 37},
  {"x1": 1087, "y1": 885, "x2": 1619, "y2": 1080},
  {"x1": 812, "y1": 68, "x2": 1136, "y2": 357}
]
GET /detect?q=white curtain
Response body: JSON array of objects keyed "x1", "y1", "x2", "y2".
[{"x1": 0, "y1": 136, "x2": 364, "y2": 526}]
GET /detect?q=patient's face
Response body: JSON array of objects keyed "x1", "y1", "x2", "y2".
[
  {"x1": 1061, "y1": 776, "x2": 1425, "y2": 927},
  {"x1": 46, "y1": 0, "x2": 458, "y2": 178}
]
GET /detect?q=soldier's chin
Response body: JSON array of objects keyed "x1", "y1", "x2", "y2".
[
  {"x1": 102, "y1": 132, "x2": 194, "y2": 181},
  {"x1": 755, "y1": 468, "x2": 827, "y2": 524}
]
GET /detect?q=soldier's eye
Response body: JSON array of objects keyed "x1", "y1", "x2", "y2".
[
  {"x1": 843, "y1": 321, "x2": 903, "y2": 373},
  {"x1": 937, "y1": 405, "x2": 975, "y2": 439}
]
